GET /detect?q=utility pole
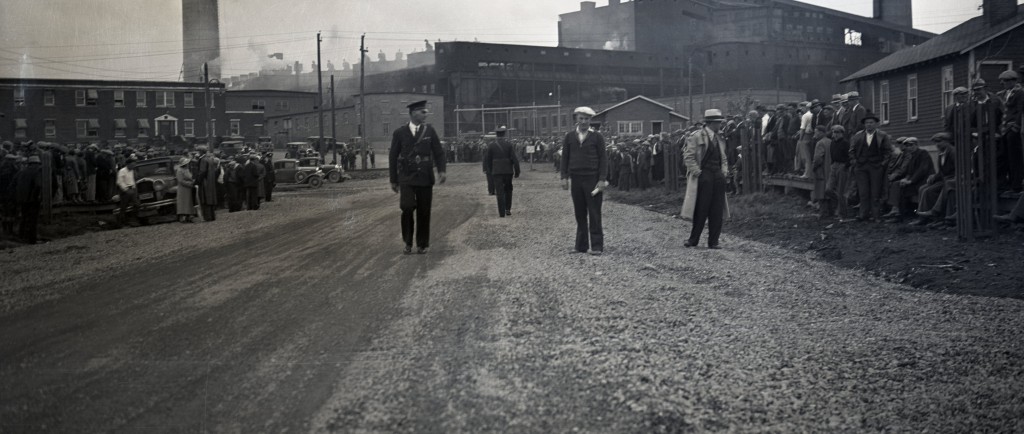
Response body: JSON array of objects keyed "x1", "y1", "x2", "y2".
[
  {"x1": 687, "y1": 56, "x2": 693, "y2": 122},
  {"x1": 331, "y1": 74, "x2": 337, "y2": 164},
  {"x1": 204, "y1": 62, "x2": 211, "y2": 141},
  {"x1": 316, "y1": 31, "x2": 325, "y2": 162},
  {"x1": 359, "y1": 34, "x2": 368, "y2": 170}
]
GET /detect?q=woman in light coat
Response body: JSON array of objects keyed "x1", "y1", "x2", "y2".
[{"x1": 175, "y1": 157, "x2": 195, "y2": 223}]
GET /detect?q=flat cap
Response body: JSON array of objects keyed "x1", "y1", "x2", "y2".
[
  {"x1": 972, "y1": 78, "x2": 987, "y2": 89},
  {"x1": 999, "y1": 70, "x2": 1020, "y2": 81},
  {"x1": 952, "y1": 86, "x2": 969, "y2": 95},
  {"x1": 573, "y1": 106, "x2": 596, "y2": 116},
  {"x1": 847, "y1": 91, "x2": 861, "y2": 99},
  {"x1": 931, "y1": 132, "x2": 952, "y2": 142}
]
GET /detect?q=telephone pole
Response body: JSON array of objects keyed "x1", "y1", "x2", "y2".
[
  {"x1": 359, "y1": 34, "x2": 368, "y2": 170},
  {"x1": 331, "y1": 74, "x2": 337, "y2": 164},
  {"x1": 316, "y1": 31, "x2": 325, "y2": 162}
]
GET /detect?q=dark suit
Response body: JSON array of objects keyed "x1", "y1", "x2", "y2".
[
  {"x1": 389, "y1": 123, "x2": 446, "y2": 249},
  {"x1": 560, "y1": 128, "x2": 607, "y2": 253},
  {"x1": 888, "y1": 148, "x2": 934, "y2": 215},
  {"x1": 197, "y1": 154, "x2": 220, "y2": 220},
  {"x1": 845, "y1": 103, "x2": 867, "y2": 137},
  {"x1": 240, "y1": 161, "x2": 260, "y2": 210},
  {"x1": 849, "y1": 130, "x2": 894, "y2": 220},
  {"x1": 483, "y1": 137, "x2": 520, "y2": 217}
]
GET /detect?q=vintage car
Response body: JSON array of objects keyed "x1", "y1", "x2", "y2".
[
  {"x1": 285, "y1": 142, "x2": 319, "y2": 159},
  {"x1": 273, "y1": 159, "x2": 325, "y2": 188},
  {"x1": 257, "y1": 136, "x2": 274, "y2": 153},
  {"x1": 219, "y1": 140, "x2": 244, "y2": 157},
  {"x1": 113, "y1": 156, "x2": 179, "y2": 221},
  {"x1": 297, "y1": 157, "x2": 349, "y2": 183}
]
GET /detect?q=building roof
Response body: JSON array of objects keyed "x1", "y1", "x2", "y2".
[
  {"x1": 842, "y1": 5, "x2": 1024, "y2": 82},
  {"x1": 225, "y1": 89, "x2": 316, "y2": 96},
  {"x1": 770, "y1": 0, "x2": 933, "y2": 39},
  {"x1": 594, "y1": 95, "x2": 690, "y2": 121},
  {"x1": 0, "y1": 78, "x2": 222, "y2": 89}
]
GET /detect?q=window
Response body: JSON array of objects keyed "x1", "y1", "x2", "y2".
[
  {"x1": 137, "y1": 119, "x2": 150, "y2": 137},
  {"x1": 284, "y1": 118, "x2": 292, "y2": 129},
  {"x1": 77, "y1": 119, "x2": 99, "y2": 137},
  {"x1": 44, "y1": 119, "x2": 56, "y2": 138},
  {"x1": 617, "y1": 121, "x2": 643, "y2": 135},
  {"x1": 76, "y1": 90, "x2": 86, "y2": 106},
  {"x1": 942, "y1": 65, "x2": 955, "y2": 113},
  {"x1": 251, "y1": 99, "x2": 265, "y2": 110},
  {"x1": 844, "y1": 29, "x2": 862, "y2": 46},
  {"x1": 14, "y1": 119, "x2": 27, "y2": 138},
  {"x1": 114, "y1": 119, "x2": 127, "y2": 137},
  {"x1": 210, "y1": 120, "x2": 216, "y2": 136},
  {"x1": 276, "y1": 100, "x2": 290, "y2": 111},
  {"x1": 136, "y1": 91, "x2": 147, "y2": 107},
  {"x1": 552, "y1": 115, "x2": 558, "y2": 130},
  {"x1": 184, "y1": 92, "x2": 194, "y2": 108},
  {"x1": 114, "y1": 90, "x2": 125, "y2": 107},
  {"x1": 382, "y1": 122, "x2": 390, "y2": 136},
  {"x1": 540, "y1": 116, "x2": 547, "y2": 129},
  {"x1": 907, "y1": 74, "x2": 918, "y2": 121},
  {"x1": 86, "y1": 89, "x2": 98, "y2": 106},
  {"x1": 14, "y1": 88, "x2": 25, "y2": 106},
  {"x1": 230, "y1": 120, "x2": 240, "y2": 136},
  {"x1": 157, "y1": 91, "x2": 175, "y2": 108},
  {"x1": 879, "y1": 81, "x2": 890, "y2": 124},
  {"x1": 183, "y1": 119, "x2": 195, "y2": 136},
  {"x1": 44, "y1": 89, "x2": 55, "y2": 106}
]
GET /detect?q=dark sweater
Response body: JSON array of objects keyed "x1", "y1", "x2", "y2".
[{"x1": 560, "y1": 129, "x2": 608, "y2": 179}]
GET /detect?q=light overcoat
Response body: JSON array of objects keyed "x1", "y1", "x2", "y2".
[{"x1": 681, "y1": 127, "x2": 731, "y2": 220}]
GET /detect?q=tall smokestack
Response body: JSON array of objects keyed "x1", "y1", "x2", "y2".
[{"x1": 182, "y1": 0, "x2": 221, "y2": 82}]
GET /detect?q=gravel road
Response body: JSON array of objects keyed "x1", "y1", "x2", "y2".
[{"x1": 1, "y1": 163, "x2": 1021, "y2": 433}]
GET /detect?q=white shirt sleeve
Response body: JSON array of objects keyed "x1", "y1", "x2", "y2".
[{"x1": 801, "y1": 112, "x2": 813, "y2": 133}]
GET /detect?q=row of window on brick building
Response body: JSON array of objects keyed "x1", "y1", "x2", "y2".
[
  {"x1": 11, "y1": 88, "x2": 210, "y2": 109},
  {"x1": 8, "y1": 117, "x2": 244, "y2": 140}
]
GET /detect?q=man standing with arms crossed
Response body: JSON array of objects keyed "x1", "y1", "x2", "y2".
[
  {"x1": 560, "y1": 107, "x2": 608, "y2": 256},
  {"x1": 390, "y1": 100, "x2": 446, "y2": 255}
]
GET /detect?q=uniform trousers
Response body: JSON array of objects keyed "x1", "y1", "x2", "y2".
[
  {"x1": 854, "y1": 163, "x2": 884, "y2": 220},
  {"x1": 493, "y1": 174, "x2": 514, "y2": 216},
  {"x1": 569, "y1": 174, "x2": 603, "y2": 252},
  {"x1": 486, "y1": 173, "x2": 495, "y2": 195},
  {"x1": 688, "y1": 170, "x2": 726, "y2": 247},
  {"x1": 400, "y1": 184, "x2": 433, "y2": 248}
]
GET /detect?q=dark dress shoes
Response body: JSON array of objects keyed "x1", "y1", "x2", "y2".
[
  {"x1": 404, "y1": 245, "x2": 413, "y2": 255},
  {"x1": 683, "y1": 240, "x2": 697, "y2": 248},
  {"x1": 417, "y1": 247, "x2": 428, "y2": 254}
]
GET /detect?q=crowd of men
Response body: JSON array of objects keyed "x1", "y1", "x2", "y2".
[
  {"x1": 0, "y1": 139, "x2": 278, "y2": 244},
  {"x1": 441, "y1": 136, "x2": 560, "y2": 164}
]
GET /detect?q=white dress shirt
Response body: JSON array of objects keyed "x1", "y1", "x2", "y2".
[{"x1": 116, "y1": 166, "x2": 135, "y2": 191}]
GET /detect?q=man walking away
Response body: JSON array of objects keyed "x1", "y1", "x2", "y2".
[{"x1": 483, "y1": 126, "x2": 520, "y2": 217}]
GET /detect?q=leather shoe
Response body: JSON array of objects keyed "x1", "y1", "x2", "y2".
[
  {"x1": 588, "y1": 250, "x2": 603, "y2": 256},
  {"x1": 683, "y1": 240, "x2": 697, "y2": 248},
  {"x1": 417, "y1": 247, "x2": 428, "y2": 254},
  {"x1": 403, "y1": 245, "x2": 413, "y2": 255},
  {"x1": 708, "y1": 244, "x2": 721, "y2": 249},
  {"x1": 506, "y1": 211, "x2": 512, "y2": 216}
]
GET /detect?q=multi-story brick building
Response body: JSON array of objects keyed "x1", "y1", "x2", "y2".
[
  {"x1": 0, "y1": 78, "x2": 225, "y2": 144},
  {"x1": 222, "y1": 89, "x2": 317, "y2": 142}
]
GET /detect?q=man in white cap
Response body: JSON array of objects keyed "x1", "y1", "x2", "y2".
[
  {"x1": 560, "y1": 106, "x2": 608, "y2": 255},
  {"x1": 681, "y1": 109, "x2": 730, "y2": 249}
]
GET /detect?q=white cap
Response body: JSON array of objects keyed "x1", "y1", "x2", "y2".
[{"x1": 573, "y1": 106, "x2": 596, "y2": 116}]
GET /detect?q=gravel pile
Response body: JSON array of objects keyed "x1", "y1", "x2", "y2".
[{"x1": 312, "y1": 167, "x2": 1024, "y2": 432}]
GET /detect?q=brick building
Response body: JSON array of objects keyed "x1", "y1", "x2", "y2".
[
  {"x1": 263, "y1": 93, "x2": 444, "y2": 147},
  {"x1": 557, "y1": 0, "x2": 933, "y2": 100},
  {"x1": 592, "y1": 96, "x2": 690, "y2": 137},
  {"x1": 0, "y1": 78, "x2": 225, "y2": 144},
  {"x1": 840, "y1": 1, "x2": 1024, "y2": 140},
  {"x1": 223, "y1": 89, "x2": 317, "y2": 142}
]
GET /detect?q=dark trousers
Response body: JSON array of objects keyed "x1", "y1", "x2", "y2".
[
  {"x1": 18, "y1": 202, "x2": 39, "y2": 243},
  {"x1": 570, "y1": 174, "x2": 603, "y2": 252},
  {"x1": 493, "y1": 174, "x2": 514, "y2": 216},
  {"x1": 227, "y1": 183, "x2": 242, "y2": 212},
  {"x1": 618, "y1": 170, "x2": 632, "y2": 191},
  {"x1": 652, "y1": 155, "x2": 665, "y2": 181},
  {"x1": 245, "y1": 186, "x2": 259, "y2": 211},
  {"x1": 400, "y1": 184, "x2": 433, "y2": 248},
  {"x1": 117, "y1": 188, "x2": 139, "y2": 224},
  {"x1": 638, "y1": 168, "x2": 651, "y2": 190},
  {"x1": 854, "y1": 164, "x2": 884, "y2": 220},
  {"x1": 264, "y1": 181, "x2": 274, "y2": 202},
  {"x1": 689, "y1": 170, "x2": 726, "y2": 246},
  {"x1": 486, "y1": 173, "x2": 495, "y2": 195},
  {"x1": 1006, "y1": 133, "x2": 1024, "y2": 191}
]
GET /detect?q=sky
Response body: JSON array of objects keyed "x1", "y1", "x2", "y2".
[{"x1": 0, "y1": 0, "x2": 1007, "y2": 81}]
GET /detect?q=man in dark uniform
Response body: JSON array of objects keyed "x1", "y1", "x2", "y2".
[
  {"x1": 389, "y1": 100, "x2": 446, "y2": 254},
  {"x1": 195, "y1": 145, "x2": 220, "y2": 221},
  {"x1": 560, "y1": 106, "x2": 608, "y2": 255},
  {"x1": 482, "y1": 126, "x2": 520, "y2": 217}
]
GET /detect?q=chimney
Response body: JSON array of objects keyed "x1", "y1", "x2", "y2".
[
  {"x1": 872, "y1": 0, "x2": 913, "y2": 28},
  {"x1": 984, "y1": 0, "x2": 1018, "y2": 26},
  {"x1": 609, "y1": 0, "x2": 620, "y2": 5},
  {"x1": 581, "y1": 1, "x2": 596, "y2": 11}
]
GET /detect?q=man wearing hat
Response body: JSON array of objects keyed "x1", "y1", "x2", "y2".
[
  {"x1": 848, "y1": 112, "x2": 893, "y2": 221},
  {"x1": 175, "y1": 157, "x2": 195, "y2": 223},
  {"x1": 637, "y1": 139, "x2": 653, "y2": 190},
  {"x1": 240, "y1": 154, "x2": 261, "y2": 211},
  {"x1": 482, "y1": 126, "x2": 520, "y2": 217},
  {"x1": 12, "y1": 156, "x2": 43, "y2": 243},
  {"x1": 884, "y1": 137, "x2": 933, "y2": 223},
  {"x1": 116, "y1": 154, "x2": 140, "y2": 227},
  {"x1": 195, "y1": 145, "x2": 221, "y2": 220},
  {"x1": 844, "y1": 91, "x2": 867, "y2": 138},
  {"x1": 389, "y1": 100, "x2": 446, "y2": 255},
  {"x1": 943, "y1": 87, "x2": 970, "y2": 135},
  {"x1": 681, "y1": 109, "x2": 731, "y2": 249},
  {"x1": 762, "y1": 104, "x2": 784, "y2": 173},
  {"x1": 998, "y1": 70, "x2": 1024, "y2": 191},
  {"x1": 912, "y1": 133, "x2": 957, "y2": 226},
  {"x1": 560, "y1": 106, "x2": 608, "y2": 255}
]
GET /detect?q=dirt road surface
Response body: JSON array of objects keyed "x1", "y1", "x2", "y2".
[{"x1": 2, "y1": 163, "x2": 1022, "y2": 433}]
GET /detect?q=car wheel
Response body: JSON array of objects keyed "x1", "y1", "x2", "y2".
[
  {"x1": 308, "y1": 175, "x2": 324, "y2": 189},
  {"x1": 295, "y1": 171, "x2": 308, "y2": 183},
  {"x1": 328, "y1": 171, "x2": 341, "y2": 183}
]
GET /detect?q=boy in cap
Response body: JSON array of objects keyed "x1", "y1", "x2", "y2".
[
  {"x1": 389, "y1": 100, "x2": 446, "y2": 254},
  {"x1": 560, "y1": 106, "x2": 608, "y2": 255}
]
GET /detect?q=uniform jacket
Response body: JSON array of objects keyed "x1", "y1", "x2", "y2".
[
  {"x1": 12, "y1": 165, "x2": 42, "y2": 204},
  {"x1": 483, "y1": 138, "x2": 520, "y2": 176},
  {"x1": 849, "y1": 130, "x2": 894, "y2": 167},
  {"x1": 560, "y1": 128, "x2": 607, "y2": 179},
  {"x1": 681, "y1": 127, "x2": 731, "y2": 220},
  {"x1": 389, "y1": 123, "x2": 446, "y2": 186}
]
